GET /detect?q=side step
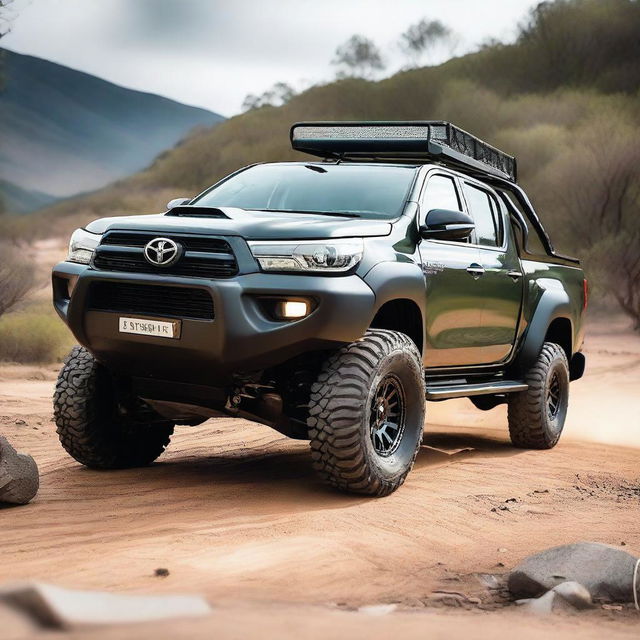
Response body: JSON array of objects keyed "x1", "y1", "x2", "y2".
[{"x1": 425, "y1": 380, "x2": 528, "y2": 400}]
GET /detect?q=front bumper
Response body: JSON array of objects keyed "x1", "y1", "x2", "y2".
[{"x1": 53, "y1": 262, "x2": 375, "y2": 385}]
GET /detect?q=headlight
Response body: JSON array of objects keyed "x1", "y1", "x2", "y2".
[
  {"x1": 67, "y1": 228, "x2": 102, "y2": 265},
  {"x1": 248, "y1": 239, "x2": 363, "y2": 273}
]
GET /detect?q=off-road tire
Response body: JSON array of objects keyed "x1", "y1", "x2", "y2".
[
  {"x1": 307, "y1": 329, "x2": 425, "y2": 497},
  {"x1": 508, "y1": 342, "x2": 569, "y2": 449},
  {"x1": 53, "y1": 346, "x2": 174, "y2": 469}
]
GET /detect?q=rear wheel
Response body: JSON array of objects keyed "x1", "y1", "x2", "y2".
[
  {"x1": 307, "y1": 329, "x2": 425, "y2": 496},
  {"x1": 508, "y1": 342, "x2": 569, "y2": 449},
  {"x1": 53, "y1": 346, "x2": 174, "y2": 469}
]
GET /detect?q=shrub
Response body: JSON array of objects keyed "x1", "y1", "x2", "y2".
[
  {"x1": 0, "y1": 242, "x2": 35, "y2": 316},
  {"x1": 0, "y1": 307, "x2": 73, "y2": 363}
]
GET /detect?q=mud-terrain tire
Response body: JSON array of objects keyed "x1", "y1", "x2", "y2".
[
  {"x1": 307, "y1": 329, "x2": 425, "y2": 497},
  {"x1": 508, "y1": 342, "x2": 569, "y2": 449},
  {"x1": 53, "y1": 346, "x2": 174, "y2": 469}
]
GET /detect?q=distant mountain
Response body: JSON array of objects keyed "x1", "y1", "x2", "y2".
[
  {"x1": 0, "y1": 179, "x2": 59, "y2": 214},
  {"x1": 0, "y1": 48, "x2": 224, "y2": 199}
]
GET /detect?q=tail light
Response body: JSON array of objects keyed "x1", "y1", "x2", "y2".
[{"x1": 582, "y1": 278, "x2": 589, "y2": 310}]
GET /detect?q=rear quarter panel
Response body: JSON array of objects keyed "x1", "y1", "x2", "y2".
[{"x1": 520, "y1": 258, "x2": 586, "y2": 359}]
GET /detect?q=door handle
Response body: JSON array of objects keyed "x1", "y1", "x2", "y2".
[
  {"x1": 507, "y1": 270, "x2": 523, "y2": 281},
  {"x1": 466, "y1": 263, "x2": 485, "y2": 279}
]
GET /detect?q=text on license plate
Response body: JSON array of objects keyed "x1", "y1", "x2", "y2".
[{"x1": 118, "y1": 317, "x2": 181, "y2": 339}]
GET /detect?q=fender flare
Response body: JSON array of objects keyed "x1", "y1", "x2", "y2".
[
  {"x1": 513, "y1": 280, "x2": 572, "y2": 373},
  {"x1": 363, "y1": 261, "x2": 426, "y2": 346}
]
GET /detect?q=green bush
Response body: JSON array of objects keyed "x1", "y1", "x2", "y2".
[{"x1": 0, "y1": 307, "x2": 74, "y2": 363}]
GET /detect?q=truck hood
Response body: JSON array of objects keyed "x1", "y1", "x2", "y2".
[{"x1": 84, "y1": 207, "x2": 393, "y2": 240}]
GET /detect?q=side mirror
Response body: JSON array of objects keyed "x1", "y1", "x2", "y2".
[
  {"x1": 166, "y1": 197, "x2": 191, "y2": 210},
  {"x1": 420, "y1": 209, "x2": 475, "y2": 241}
]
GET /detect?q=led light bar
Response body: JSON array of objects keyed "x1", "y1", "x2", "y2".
[{"x1": 290, "y1": 121, "x2": 517, "y2": 182}]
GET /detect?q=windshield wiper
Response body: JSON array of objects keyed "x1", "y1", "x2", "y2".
[{"x1": 257, "y1": 209, "x2": 361, "y2": 218}]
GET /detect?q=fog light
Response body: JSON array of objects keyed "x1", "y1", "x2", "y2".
[{"x1": 278, "y1": 300, "x2": 309, "y2": 319}]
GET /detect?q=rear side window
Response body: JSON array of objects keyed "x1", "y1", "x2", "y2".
[
  {"x1": 422, "y1": 175, "x2": 462, "y2": 215},
  {"x1": 462, "y1": 183, "x2": 501, "y2": 247},
  {"x1": 499, "y1": 191, "x2": 547, "y2": 255}
]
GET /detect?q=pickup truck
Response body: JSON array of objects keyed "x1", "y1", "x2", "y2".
[{"x1": 52, "y1": 121, "x2": 587, "y2": 496}]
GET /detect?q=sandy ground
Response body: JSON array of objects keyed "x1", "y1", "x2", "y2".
[{"x1": 0, "y1": 319, "x2": 639, "y2": 638}]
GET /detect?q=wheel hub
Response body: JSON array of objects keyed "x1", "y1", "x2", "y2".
[
  {"x1": 369, "y1": 375, "x2": 406, "y2": 457},
  {"x1": 546, "y1": 371, "x2": 562, "y2": 420}
]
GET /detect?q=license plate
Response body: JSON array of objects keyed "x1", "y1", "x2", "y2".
[{"x1": 118, "y1": 317, "x2": 181, "y2": 339}]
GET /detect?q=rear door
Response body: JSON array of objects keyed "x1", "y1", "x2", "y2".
[
  {"x1": 418, "y1": 171, "x2": 490, "y2": 368},
  {"x1": 460, "y1": 180, "x2": 523, "y2": 363}
]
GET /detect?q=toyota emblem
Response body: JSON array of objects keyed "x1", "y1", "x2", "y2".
[{"x1": 144, "y1": 237, "x2": 182, "y2": 267}]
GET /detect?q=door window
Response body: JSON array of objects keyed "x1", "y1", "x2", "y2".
[
  {"x1": 462, "y1": 183, "x2": 501, "y2": 247},
  {"x1": 422, "y1": 175, "x2": 462, "y2": 216}
]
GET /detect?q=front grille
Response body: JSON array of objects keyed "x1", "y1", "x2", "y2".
[
  {"x1": 93, "y1": 232, "x2": 238, "y2": 278},
  {"x1": 88, "y1": 282, "x2": 214, "y2": 320}
]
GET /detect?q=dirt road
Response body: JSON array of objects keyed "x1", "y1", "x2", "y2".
[{"x1": 1, "y1": 320, "x2": 639, "y2": 638}]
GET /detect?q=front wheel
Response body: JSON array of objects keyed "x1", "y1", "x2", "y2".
[
  {"x1": 508, "y1": 342, "x2": 569, "y2": 449},
  {"x1": 53, "y1": 346, "x2": 174, "y2": 469},
  {"x1": 307, "y1": 329, "x2": 425, "y2": 496}
]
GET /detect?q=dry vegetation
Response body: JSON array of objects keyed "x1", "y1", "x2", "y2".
[{"x1": 1, "y1": 0, "x2": 639, "y2": 362}]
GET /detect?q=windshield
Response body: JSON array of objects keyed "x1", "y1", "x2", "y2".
[{"x1": 192, "y1": 163, "x2": 417, "y2": 219}]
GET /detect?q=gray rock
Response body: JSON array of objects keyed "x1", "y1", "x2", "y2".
[
  {"x1": 516, "y1": 590, "x2": 557, "y2": 615},
  {"x1": 0, "y1": 582, "x2": 211, "y2": 629},
  {"x1": 0, "y1": 436, "x2": 39, "y2": 505},
  {"x1": 508, "y1": 542, "x2": 639, "y2": 602},
  {"x1": 515, "y1": 582, "x2": 593, "y2": 615},
  {"x1": 552, "y1": 581, "x2": 593, "y2": 609}
]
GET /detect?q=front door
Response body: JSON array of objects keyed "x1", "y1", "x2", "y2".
[
  {"x1": 419, "y1": 172, "x2": 492, "y2": 368},
  {"x1": 460, "y1": 180, "x2": 523, "y2": 363}
]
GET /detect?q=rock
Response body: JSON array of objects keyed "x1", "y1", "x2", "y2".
[
  {"x1": 552, "y1": 581, "x2": 593, "y2": 609},
  {"x1": 476, "y1": 573, "x2": 501, "y2": 589},
  {"x1": 516, "y1": 590, "x2": 557, "y2": 615},
  {"x1": 0, "y1": 436, "x2": 39, "y2": 505},
  {"x1": 0, "y1": 582, "x2": 211, "y2": 629},
  {"x1": 515, "y1": 582, "x2": 592, "y2": 615},
  {"x1": 358, "y1": 604, "x2": 397, "y2": 616},
  {"x1": 154, "y1": 568, "x2": 170, "y2": 577},
  {"x1": 508, "y1": 542, "x2": 639, "y2": 602}
]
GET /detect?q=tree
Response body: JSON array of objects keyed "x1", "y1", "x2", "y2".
[
  {"x1": 242, "y1": 82, "x2": 296, "y2": 111},
  {"x1": 331, "y1": 35, "x2": 385, "y2": 79},
  {"x1": 0, "y1": 0, "x2": 14, "y2": 41},
  {"x1": 399, "y1": 19, "x2": 452, "y2": 67},
  {"x1": 591, "y1": 232, "x2": 640, "y2": 330},
  {"x1": 543, "y1": 117, "x2": 640, "y2": 330},
  {"x1": 0, "y1": 243, "x2": 35, "y2": 317}
]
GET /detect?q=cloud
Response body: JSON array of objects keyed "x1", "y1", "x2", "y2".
[{"x1": 3, "y1": 0, "x2": 540, "y2": 115}]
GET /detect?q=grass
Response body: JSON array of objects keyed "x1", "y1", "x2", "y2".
[{"x1": 0, "y1": 301, "x2": 74, "y2": 364}]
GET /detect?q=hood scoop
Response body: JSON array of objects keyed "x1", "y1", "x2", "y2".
[{"x1": 166, "y1": 205, "x2": 231, "y2": 218}]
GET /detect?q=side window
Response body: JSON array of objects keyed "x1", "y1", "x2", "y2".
[
  {"x1": 462, "y1": 183, "x2": 500, "y2": 247},
  {"x1": 422, "y1": 174, "x2": 462, "y2": 217},
  {"x1": 488, "y1": 192, "x2": 505, "y2": 246},
  {"x1": 499, "y1": 191, "x2": 547, "y2": 255}
]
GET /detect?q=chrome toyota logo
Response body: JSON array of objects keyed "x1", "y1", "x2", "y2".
[{"x1": 144, "y1": 237, "x2": 181, "y2": 266}]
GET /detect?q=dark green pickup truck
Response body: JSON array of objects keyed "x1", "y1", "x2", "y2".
[{"x1": 52, "y1": 121, "x2": 587, "y2": 496}]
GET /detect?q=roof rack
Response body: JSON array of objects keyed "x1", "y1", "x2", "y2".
[{"x1": 290, "y1": 121, "x2": 517, "y2": 183}]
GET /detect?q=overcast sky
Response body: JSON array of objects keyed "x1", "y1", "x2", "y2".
[{"x1": 3, "y1": 0, "x2": 540, "y2": 116}]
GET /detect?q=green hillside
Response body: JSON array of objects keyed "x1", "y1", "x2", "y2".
[
  {"x1": 29, "y1": 0, "x2": 639, "y2": 243},
  {"x1": 0, "y1": 48, "x2": 224, "y2": 200},
  {"x1": 8, "y1": 0, "x2": 640, "y2": 327},
  {"x1": 0, "y1": 179, "x2": 58, "y2": 214}
]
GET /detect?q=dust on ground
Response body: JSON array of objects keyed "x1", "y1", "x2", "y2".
[{"x1": 0, "y1": 319, "x2": 638, "y2": 639}]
